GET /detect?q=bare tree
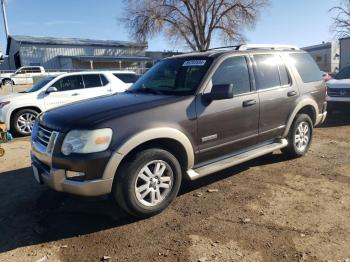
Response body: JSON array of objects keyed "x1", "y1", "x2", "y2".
[
  {"x1": 330, "y1": 0, "x2": 350, "y2": 38},
  {"x1": 122, "y1": 0, "x2": 269, "y2": 51}
]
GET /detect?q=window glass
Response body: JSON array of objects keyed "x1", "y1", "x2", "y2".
[
  {"x1": 114, "y1": 73, "x2": 139, "y2": 83},
  {"x1": 100, "y1": 74, "x2": 109, "y2": 86},
  {"x1": 289, "y1": 53, "x2": 322, "y2": 83},
  {"x1": 254, "y1": 54, "x2": 281, "y2": 90},
  {"x1": 276, "y1": 56, "x2": 291, "y2": 86},
  {"x1": 129, "y1": 57, "x2": 213, "y2": 96},
  {"x1": 83, "y1": 74, "x2": 102, "y2": 88},
  {"x1": 52, "y1": 75, "x2": 84, "y2": 92},
  {"x1": 31, "y1": 67, "x2": 42, "y2": 73},
  {"x1": 335, "y1": 65, "x2": 350, "y2": 80},
  {"x1": 212, "y1": 56, "x2": 251, "y2": 95}
]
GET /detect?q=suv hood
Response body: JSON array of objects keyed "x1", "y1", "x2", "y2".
[
  {"x1": 40, "y1": 93, "x2": 184, "y2": 132},
  {"x1": 327, "y1": 79, "x2": 350, "y2": 89},
  {"x1": 0, "y1": 91, "x2": 32, "y2": 102}
]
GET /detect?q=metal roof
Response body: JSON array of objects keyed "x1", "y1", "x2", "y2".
[
  {"x1": 58, "y1": 55, "x2": 152, "y2": 62},
  {"x1": 7, "y1": 35, "x2": 147, "y2": 54}
]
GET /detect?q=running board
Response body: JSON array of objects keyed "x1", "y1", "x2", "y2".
[{"x1": 187, "y1": 139, "x2": 288, "y2": 180}]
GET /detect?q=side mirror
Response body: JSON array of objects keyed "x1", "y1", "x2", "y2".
[
  {"x1": 207, "y1": 84, "x2": 234, "y2": 101},
  {"x1": 46, "y1": 86, "x2": 58, "y2": 94}
]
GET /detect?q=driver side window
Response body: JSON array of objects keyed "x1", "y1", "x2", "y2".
[
  {"x1": 212, "y1": 56, "x2": 251, "y2": 95},
  {"x1": 52, "y1": 75, "x2": 84, "y2": 92}
]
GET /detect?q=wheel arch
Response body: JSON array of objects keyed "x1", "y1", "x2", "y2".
[
  {"x1": 2, "y1": 78, "x2": 14, "y2": 85},
  {"x1": 102, "y1": 128, "x2": 195, "y2": 181},
  {"x1": 9, "y1": 106, "x2": 42, "y2": 130},
  {"x1": 283, "y1": 99, "x2": 318, "y2": 137}
]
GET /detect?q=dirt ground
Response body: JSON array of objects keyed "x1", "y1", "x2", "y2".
[{"x1": 0, "y1": 114, "x2": 349, "y2": 262}]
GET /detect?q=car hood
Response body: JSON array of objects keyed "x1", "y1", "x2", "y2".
[
  {"x1": 327, "y1": 79, "x2": 350, "y2": 89},
  {"x1": 0, "y1": 73, "x2": 14, "y2": 78},
  {"x1": 40, "y1": 93, "x2": 184, "y2": 132},
  {"x1": 0, "y1": 91, "x2": 33, "y2": 102}
]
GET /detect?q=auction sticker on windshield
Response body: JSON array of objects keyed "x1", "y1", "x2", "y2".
[{"x1": 183, "y1": 60, "x2": 207, "y2": 66}]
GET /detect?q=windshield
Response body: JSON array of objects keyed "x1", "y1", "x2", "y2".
[
  {"x1": 335, "y1": 66, "x2": 350, "y2": 80},
  {"x1": 25, "y1": 77, "x2": 55, "y2": 93},
  {"x1": 129, "y1": 57, "x2": 213, "y2": 95}
]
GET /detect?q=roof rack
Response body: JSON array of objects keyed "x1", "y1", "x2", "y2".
[
  {"x1": 237, "y1": 44, "x2": 300, "y2": 51},
  {"x1": 205, "y1": 44, "x2": 300, "y2": 52}
]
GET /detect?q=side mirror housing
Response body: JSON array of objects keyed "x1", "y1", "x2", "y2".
[
  {"x1": 46, "y1": 86, "x2": 58, "y2": 94},
  {"x1": 207, "y1": 84, "x2": 234, "y2": 101}
]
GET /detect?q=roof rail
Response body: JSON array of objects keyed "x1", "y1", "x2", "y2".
[
  {"x1": 238, "y1": 44, "x2": 300, "y2": 51},
  {"x1": 203, "y1": 45, "x2": 243, "y2": 52}
]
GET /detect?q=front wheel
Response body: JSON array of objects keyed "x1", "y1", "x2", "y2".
[
  {"x1": 112, "y1": 148, "x2": 182, "y2": 218},
  {"x1": 282, "y1": 114, "x2": 313, "y2": 158},
  {"x1": 11, "y1": 109, "x2": 39, "y2": 136}
]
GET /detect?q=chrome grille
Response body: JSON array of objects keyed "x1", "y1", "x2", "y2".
[
  {"x1": 36, "y1": 125, "x2": 53, "y2": 147},
  {"x1": 328, "y1": 88, "x2": 350, "y2": 97}
]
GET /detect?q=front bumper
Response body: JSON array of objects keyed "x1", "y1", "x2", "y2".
[
  {"x1": 32, "y1": 156, "x2": 113, "y2": 196},
  {"x1": 31, "y1": 131, "x2": 113, "y2": 196}
]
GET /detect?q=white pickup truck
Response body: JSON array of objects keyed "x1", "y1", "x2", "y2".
[{"x1": 0, "y1": 66, "x2": 62, "y2": 86}]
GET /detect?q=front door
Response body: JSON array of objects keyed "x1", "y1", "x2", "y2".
[
  {"x1": 196, "y1": 56, "x2": 259, "y2": 164},
  {"x1": 44, "y1": 75, "x2": 85, "y2": 110}
]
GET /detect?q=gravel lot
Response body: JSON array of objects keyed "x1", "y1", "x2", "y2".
[{"x1": 0, "y1": 114, "x2": 349, "y2": 262}]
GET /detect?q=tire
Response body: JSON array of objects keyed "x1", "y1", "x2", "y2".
[
  {"x1": 112, "y1": 148, "x2": 182, "y2": 218},
  {"x1": 2, "y1": 79, "x2": 13, "y2": 86},
  {"x1": 281, "y1": 114, "x2": 313, "y2": 158},
  {"x1": 11, "y1": 109, "x2": 39, "y2": 136}
]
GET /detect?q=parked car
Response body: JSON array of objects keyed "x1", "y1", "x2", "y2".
[
  {"x1": 326, "y1": 65, "x2": 350, "y2": 113},
  {"x1": 0, "y1": 66, "x2": 63, "y2": 87},
  {"x1": 31, "y1": 45, "x2": 327, "y2": 218},
  {"x1": 0, "y1": 71, "x2": 129, "y2": 136}
]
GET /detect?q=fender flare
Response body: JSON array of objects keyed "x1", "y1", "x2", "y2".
[
  {"x1": 282, "y1": 98, "x2": 319, "y2": 137},
  {"x1": 102, "y1": 127, "x2": 195, "y2": 180},
  {"x1": 6, "y1": 105, "x2": 43, "y2": 129}
]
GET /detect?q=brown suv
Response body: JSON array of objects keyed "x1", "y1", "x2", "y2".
[{"x1": 31, "y1": 44, "x2": 327, "y2": 217}]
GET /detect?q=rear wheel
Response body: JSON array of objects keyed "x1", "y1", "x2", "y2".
[
  {"x1": 11, "y1": 109, "x2": 39, "y2": 136},
  {"x1": 112, "y1": 148, "x2": 182, "y2": 218},
  {"x1": 282, "y1": 114, "x2": 313, "y2": 158}
]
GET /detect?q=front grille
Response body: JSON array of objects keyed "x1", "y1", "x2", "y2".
[
  {"x1": 33, "y1": 124, "x2": 59, "y2": 153},
  {"x1": 36, "y1": 125, "x2": 53, "y2": 147},
  {"x1": 328, "y1": 88, "x2": 350, "y2": 97}
]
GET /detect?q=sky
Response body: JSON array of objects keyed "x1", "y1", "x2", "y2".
[{"x1": 0, "y1": 0, "x2": 341, "y2": 52}]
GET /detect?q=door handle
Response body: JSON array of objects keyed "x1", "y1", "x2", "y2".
[
  {"x1": 287, "y1": 90, "x2": 297, "y2": 97},
  {"x1": 242, "y1": 99, "x2": 257, "y2": 107},
  {"x1": 72, "y1": 93, "x2": 80, "y2": 96}
]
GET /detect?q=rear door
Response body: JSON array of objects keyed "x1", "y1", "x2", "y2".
[
  {"x1": 252, "y1": 53, "x2": 299, "y2": 142},
  {"x1": 43, "y1": 75, "x2": 85, "y2": 110},
  {"x1": 196, "y1": 55, "x2": 260, "y2": 163},
  {"x1": 82, "y1": 74, "x2": 111, "y2": 99}
]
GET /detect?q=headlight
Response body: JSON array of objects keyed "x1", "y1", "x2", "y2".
[{"x1": 61, "y1": 128, "x2": 113, "y2": 156}]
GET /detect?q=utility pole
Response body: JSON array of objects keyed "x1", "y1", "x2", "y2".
[{"x1": 1, "y1": 0, "x2": 9, "y2": 39}]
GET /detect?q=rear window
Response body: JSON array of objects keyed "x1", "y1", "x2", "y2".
[
  {"x1": 289, "y1": 53, "x2": 322, "y2": 83},
  {"x1": 113, "y1": 73, "x2": 139, "y2": 83}
]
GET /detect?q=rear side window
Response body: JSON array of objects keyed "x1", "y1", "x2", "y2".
[
  {"x1": 113, "y1": 73, "x2": 138, "y2": 83},
  {"x1": 83, "y1": 74, "x2": 102, "y2": 88},
  {"x1": 289, "y1": 53, "x2": 322, "y2": 83},
  {"x1": 212, "y1": 56, "x2": 251, "y2": 95},
  {"x1": 253, "y1": 54, "x2": 281, "y2": 90}
]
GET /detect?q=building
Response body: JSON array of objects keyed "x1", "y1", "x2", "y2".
[
  {"x1": 302, "y1": 42, "x2": 340, "y2": 73},
  {"x1": 4, "y1": 35, "x2": 150, "y2": 71},
  {"x1": 339, "y1": 37, "x2": 350, "y2": 70}
]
